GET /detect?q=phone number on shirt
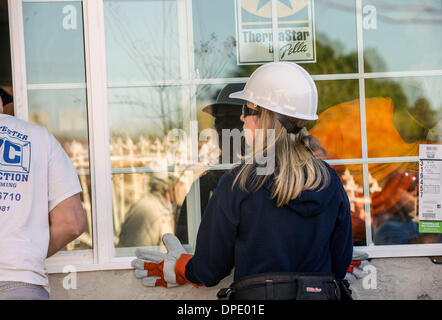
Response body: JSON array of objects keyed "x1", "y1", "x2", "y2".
[
  {"x1": 0, "y1": 205, "x2": 10, "y2": 212},
  {"x1": 0, "y1": 192, "x2": 22, "y2": 201}
]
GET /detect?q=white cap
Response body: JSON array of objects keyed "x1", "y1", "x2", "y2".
[{"x1": 229, "y1": 62, "x2": 318, "y2": 120}]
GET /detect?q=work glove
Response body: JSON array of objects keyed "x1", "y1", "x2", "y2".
[
  {"x1": 131, "y1": 233, "x2": 195, "y2": 288},
  {"x1": 345, "y1": 250, "x2": 370, "y2": 284}
]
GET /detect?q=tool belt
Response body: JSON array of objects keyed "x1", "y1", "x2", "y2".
[{"x1": 217, "y1": 272, "x2": 352, "y2": 300}]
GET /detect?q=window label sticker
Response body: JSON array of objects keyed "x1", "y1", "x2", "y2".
[
  {"x1": 419, "y1": 144, "x2": 442, "y2": 233},
  {"x1": 235, "y1": 0, "x2": 316, "y2": 65}
]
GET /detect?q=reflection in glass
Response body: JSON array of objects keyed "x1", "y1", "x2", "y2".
[
  {"x1": 193, "y1": 0, "x2": 248, "y2": 79},
  {"x1": 370, "y1": 162, "x2": 442, "y2": 245},
  {"x1": 104, "y1": 0, "x2": 180, "y2": 82},
  {"x1": 28, "y1": 89, "x2": 89, "y2": 156},
  {"x1": 23, "y1": 1, "x2": 91, "y2": 251},
  {"x1": 72, "y1": 174, "x2": 93, "y2": 250},
  {"x1": 308, "y1": 80, "x2": 361, "y2": 159},
  {"x1": 363, "y1": 0, "x2": 442, "y2": 72},
  {"x1": 301, "y1": 0, "x2": 358, "y2": 75},
  {"x1": 366, "y1": 76, "x2": 442, "y2": 158},
  {"x1": 27, "y1": 89, "x2": 92, "y2": 250},
  {"x1": 176, "y1": 169, "x2": 227, "y2": 244},
  {"x1": 108, "y1": 86, "x2": 186, "y2": 169},
  {"x1": 192, "y1": 0, "x2": 358, "y2": 79},
  {"x1": 115, "y1": 171, "x2": 194, "y2": 256},
  {"x1": 331, "y1": 164, "x2": 366, "y2": 246},
  {"x1": 23, "y1": 2, "x2": 86, "y2": 84},
  {"x1": 196, "y1": 84, "x2": 244, "y2": 166}
]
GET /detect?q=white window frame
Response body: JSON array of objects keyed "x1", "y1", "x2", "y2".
[{"x1": 7, "y1": 0, "x2": 442, "y2": 274}]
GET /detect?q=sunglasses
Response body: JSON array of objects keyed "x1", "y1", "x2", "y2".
[{"x1": 242, "y1": 104, "x2": 261, "y2": 117}]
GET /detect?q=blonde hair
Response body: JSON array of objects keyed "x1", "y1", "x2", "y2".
[{"x1": 233, "y1": 106, "x2": 330, "y2": 207}]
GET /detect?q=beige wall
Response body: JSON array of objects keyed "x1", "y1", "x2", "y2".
[{"x1": 48, "y1": 257, "x2": 442, "y2": 300}]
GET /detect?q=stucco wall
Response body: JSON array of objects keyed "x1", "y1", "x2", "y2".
[{"x1": 48, "y1": 257, "x2": 442, "y2": 300}]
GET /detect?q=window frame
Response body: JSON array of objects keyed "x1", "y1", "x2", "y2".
[{"x1": 7, "y1": 0, "x2": 442, "y2": 274}]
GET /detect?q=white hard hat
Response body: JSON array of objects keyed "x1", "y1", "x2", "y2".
[{"x1": 229, "y1": 62, "x2": 318, "y2": 120}]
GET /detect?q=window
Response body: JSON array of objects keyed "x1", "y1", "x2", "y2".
[
  {"x1": 7, "y1": 0, "x2": 442, "y2": 273},
  {"x1": 22, "y1": 1, "x2": 93, "y2": 253}
]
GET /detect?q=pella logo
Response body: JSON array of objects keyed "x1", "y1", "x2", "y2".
[{"x1": 0, "y1": 136, "x2": 31, "y2": 173}]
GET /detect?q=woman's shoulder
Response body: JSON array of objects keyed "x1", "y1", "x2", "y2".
[
  {"x1": 212, "y1": 165, "x2": 254, "y2": 200},
  {"x1": 318, "y1": 160, "x2": 341, "y2": 180},
  {"x1": 216, "y1": 166, "x2": 241, "y2": 190},
  {"x1": 312, "y1": 160, "x2": 346, "y2": 197}
]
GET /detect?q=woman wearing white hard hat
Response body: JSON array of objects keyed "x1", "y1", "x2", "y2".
[{"x1": 131, "y1": 62, "x2": 353, "y2": 300}]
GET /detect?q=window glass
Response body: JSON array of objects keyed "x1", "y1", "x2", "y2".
[
  {"x1": 114, "y1": 170, "x2": 195, "y2": 256},
  {"x1": 104, "y1": 0, "x2": 180, "y2": 83},
  {"x1": 366, "y1": 76, "x2": 442, "y2": 158},
  {"x1": 196, "y1": 84, "x2": 244, "y2": 166},
  {"x1": 23, "y1": 2, "x2": 86, "y2": 84},
  {"x1": 302, "y1": 0, "x2": 358, "y2": 75},
  {"x1": 192, "y1": 0, "x2": 265, "y2": 79},
  {"x1": 193, "y1": 0, "x2": 358, "y2": 79},
  {"x1": 308, "y1": 80, "x2": 361, "y2": 160},
  {"x1": 369, "y1": 162, "x2": 442, "y2": 245},
  {"x1": 363, "y1": 0, "x2": 442, "y2": 73},
  {"x1": 107, "y1": 86, "x2": 191, "y2": 254},
  {"x1": 104, "y1": 0, "x2": 196, "y2": 256},
  {"x1": 107, "y1": 86, "x2": 186, "y2": 168},
  {"x1": 331, "y1": 164, "x2": 367, "y2": 246},
  {"x1": 23, "y1": 2, "x2": 92, "y2": 251},
  {"x1": 27, "y1": 90, "x2": 92, "y2": 250}
]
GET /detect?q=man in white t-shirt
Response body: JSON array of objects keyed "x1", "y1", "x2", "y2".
[{"x1": 0, "y1": 89, "x2": 86, "y2": 300}]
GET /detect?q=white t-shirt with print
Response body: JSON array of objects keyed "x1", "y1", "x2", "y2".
[{"x1": 0, "y1": 114, "x2": 82, "y2": 288}]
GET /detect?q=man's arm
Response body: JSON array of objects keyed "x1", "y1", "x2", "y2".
[{"x1": 47, "y1": 193, "x2": 86, "y2": 258}]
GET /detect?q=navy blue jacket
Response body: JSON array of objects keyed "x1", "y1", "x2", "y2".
[{"x1": 185, "y1": 162, "x2": 353, "y2": 286}]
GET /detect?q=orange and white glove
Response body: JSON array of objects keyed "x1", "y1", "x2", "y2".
[
  {"x1": 131, "y1": 233, "x2": 194, "y2": 288},
  {"x1": 345, "y1": 250, "x2": 370, "y2": 284}
]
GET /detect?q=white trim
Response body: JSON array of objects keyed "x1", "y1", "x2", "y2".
[
  {"x1": 76, "y1": 169, "x2": 90, "y2": 175},
  {"x1": 108, "y1": 80, "x2": 194, "y2": 88},
  {"x1": 46, "y1": 250, "x2": 93, "y2": 274},
  {"x1": 82, "y1": 0, "x2": 114, "y2": 265},
  {"x1": 363, "y1": 70, "x2": 442, "y2": 79},
  {"x1": 46, "y1": 243, "x2": 442, "y2": 274},
  {"x1": 23, "y1": 0, "x2": 82, "y2": 2},
  {"x1": 19, "y1": 68, "x2": 442, "y2": 91},
  {"x1": 325, "y1": 156, "x2": 419, "y2": 165},
  {"x1": 8, "y1": 0, "x2": 28, "y2": 121},
  {"x1": 356, "y1": 0, "x2": 373, "y2": 246},
  {"x1": 182, "y1": 0, "x2": 201, "y2": 250},
  {"x1": 358, "y1": 244, "x2": 442, "y2": 259},
  {"x1": 271, "y1": 0, "x2": 279, "y2": 62},
  {"x1": 107, "y1": 157, "x2": 420, "y2": 174},
  {"x1": 27, "y1": 83, "x2": 86, "y2": 90}
]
